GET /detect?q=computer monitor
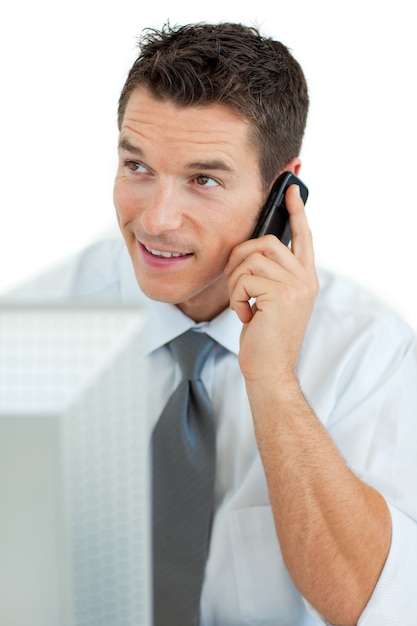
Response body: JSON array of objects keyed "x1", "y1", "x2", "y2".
[{"x1": 0, "y1": 303, "x2": 151, "y2": 626}]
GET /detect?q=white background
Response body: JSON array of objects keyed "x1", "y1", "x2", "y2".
[{"x1": 1, "y1": 1, "x2": 416, "y2": 329}]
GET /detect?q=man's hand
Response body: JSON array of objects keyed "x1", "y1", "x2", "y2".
[
  {"x1": 225, "y1": 184, "x2": 391, "y2": 626},
  {"x1": 224, "y1": 184, "x2": 319, "y2": 384}
]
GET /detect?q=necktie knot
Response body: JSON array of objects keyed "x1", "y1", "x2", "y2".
[{"x1": 169, "y1": 329, "x2": 215, "y2": 381}]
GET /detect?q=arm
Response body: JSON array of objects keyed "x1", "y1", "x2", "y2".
[{"x1": 224, "y1": 185, "x2": 391, "y2": 626}]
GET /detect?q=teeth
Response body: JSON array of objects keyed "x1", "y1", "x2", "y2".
[{"x1": 145, "y1": 245, "x2": 185, "y2": 258}]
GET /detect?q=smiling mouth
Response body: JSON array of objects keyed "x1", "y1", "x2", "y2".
[{"x1": 144, "y1": 245, "x2": 191, "y2": 259}]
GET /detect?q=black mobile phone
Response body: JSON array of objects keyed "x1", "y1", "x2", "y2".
[{"x1": 251, "y1": 172, "x2": 309, "y2": 245}]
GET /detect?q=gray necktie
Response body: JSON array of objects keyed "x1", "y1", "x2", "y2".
[{"x1": 152, "y1": 329, "x2": 216, "y2": 626}]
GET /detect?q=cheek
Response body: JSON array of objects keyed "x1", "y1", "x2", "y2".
[
  {"x1": 204, "y1": 217, "x2": 253, "y2": 273},
  {"x1": 220, "y1": 210, "x2": 258, "y2": 250},
  {"x1": 224, "y1": 188, "x2": 263, "y2": 243},
  {"x1": 113, "y1": 181, "x2": 137, "y2": 228},
  {"x1": 113, "y1": 181, "x2": 124, "y2": 219}
]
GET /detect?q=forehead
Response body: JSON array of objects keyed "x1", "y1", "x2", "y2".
[{"x1": 120, "y1": 87, "x2": 258, "y2": 162}]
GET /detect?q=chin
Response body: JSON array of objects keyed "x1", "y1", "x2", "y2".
[{"x1": 133, "y1": 272, "x2": 187, "y2": 305}]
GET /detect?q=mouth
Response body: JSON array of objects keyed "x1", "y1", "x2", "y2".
[{"x1": 143, "y1": 244, "x2": 192, "y2": 259}]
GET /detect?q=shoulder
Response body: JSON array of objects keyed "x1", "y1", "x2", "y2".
[
  {"x1": 304, "y1": 267, "x2": 416, "y2": 384},
  {"x1": 2, "y1": 238, "x2": 132, "y2": 302},
  {"x1": 313, "y1": 267, "x2": 415, "y2": 347},
  {"x1": 300, "y1": 268, "x2": 417, "y2": 426}
]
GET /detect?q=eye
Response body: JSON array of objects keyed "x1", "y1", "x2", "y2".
[
  {"x1": 194, "y1": 175, "x2": 220, "y2": 188},
  {"x1": 125, "y1": 160, "x2": 148, "y2": 174}
]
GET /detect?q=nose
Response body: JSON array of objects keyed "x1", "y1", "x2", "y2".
[{"x1": 140, "y1": 180, "x2": 183, "y2": 236}]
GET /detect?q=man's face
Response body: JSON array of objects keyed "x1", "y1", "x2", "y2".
[{"x1": 114, "y1": 87, "x2": 265, "y2": 322}]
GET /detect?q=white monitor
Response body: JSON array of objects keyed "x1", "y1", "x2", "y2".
[{"x1": 0, "y1": 303, "x2": 151, "y2": 626}]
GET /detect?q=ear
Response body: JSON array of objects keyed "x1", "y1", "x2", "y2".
[{"x1": 284, "y1": 157, "x2": 302, "y2": 176}]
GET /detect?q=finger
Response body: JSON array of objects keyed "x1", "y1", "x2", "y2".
[
  {"x1": 224, "y1": 234, "x2": 287, "y2": 277},
  {"x1": 226, "y1": 251, "x2": 297, "y2": 302},
  {"x1": 229, "y1": 273, "x2": 271, "y2": 323},
  {"x1": 225, "y1": 234, "x2": 307, "y2": 294},
  {"x1": 286, "y1": 184, "x2": 315, "y2": 267}
]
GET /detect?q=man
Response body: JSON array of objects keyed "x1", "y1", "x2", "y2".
[{"x1": 7, "y1": 22, "x2": 417, "y2": 625}]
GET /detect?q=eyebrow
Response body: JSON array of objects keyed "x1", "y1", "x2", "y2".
[
  {"x1": 118, "y1": 137, "x2": 144, "y2": 156},
  {"x1": 186, "y1": 160, "x2": 235, "y2": 174},
  {"x1": 118, "y1": 136, "x2": 236, "y2": 175}
]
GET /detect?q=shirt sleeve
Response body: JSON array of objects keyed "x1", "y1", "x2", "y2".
[
  {"x1": 301, "y1": 311, "x2": 417, "y2": 625},
  {"x1": 350, "y1": 334, "x2": 417, "y2": 625}
]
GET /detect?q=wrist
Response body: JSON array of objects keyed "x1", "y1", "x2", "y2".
[
  {"x1": 245, "y1": 370, "x2": 301, "y2": 399},
  {"x1": 245, "y1": 373, "x2": 306, "y2": 428}
]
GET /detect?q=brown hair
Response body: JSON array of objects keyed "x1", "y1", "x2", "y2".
[{"x1": 118, "y1": 22, "x2": 309, "y2": 191}]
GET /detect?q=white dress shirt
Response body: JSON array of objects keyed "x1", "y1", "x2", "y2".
[{"x1": 5, "y1": 237, "x2": 417, "y2": 625}]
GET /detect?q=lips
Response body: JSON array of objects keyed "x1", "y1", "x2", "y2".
[
  {"x1": 144, "y1": 245, "x2": 189, "y2": 259},
  {"x1": 140, "y1": 242, "x2": 195, "y2": 266}
]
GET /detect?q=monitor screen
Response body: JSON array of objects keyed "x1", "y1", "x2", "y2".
[{"x1": 0, "y1": 303, "x2": 151, "y2": 626}]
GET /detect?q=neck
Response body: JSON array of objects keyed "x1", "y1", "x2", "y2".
[{"x1": 176, "y1": 277, "x2": 230, "y2": 323}]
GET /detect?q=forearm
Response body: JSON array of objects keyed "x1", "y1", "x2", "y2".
[
  {"x1": 247, "y1": 378, "x2": 392, "y2": 626},
  {"x1": 226, "y1": 186, "x2": 391, "y2": 623}
]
